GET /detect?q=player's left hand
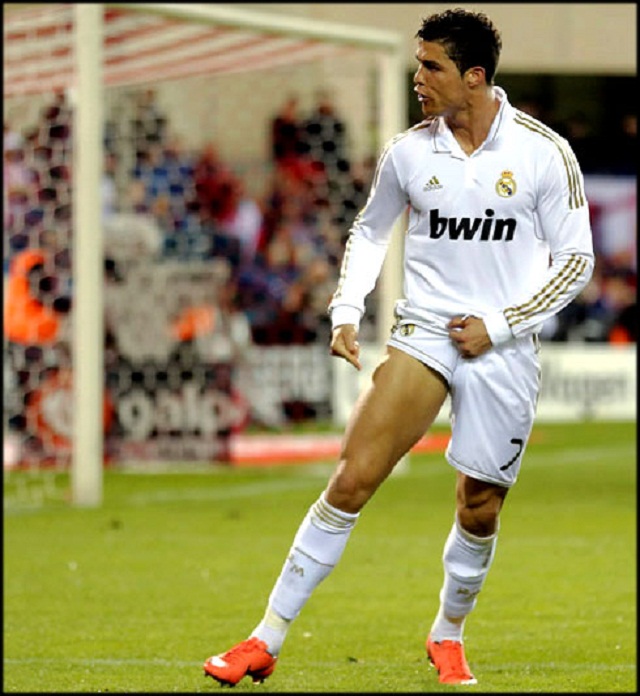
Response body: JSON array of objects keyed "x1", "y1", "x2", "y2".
[{"x1": 448, "y1": 315, "x2": 493, "y2": 358}]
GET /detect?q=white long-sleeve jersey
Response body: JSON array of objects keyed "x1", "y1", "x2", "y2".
[{"x1": 329, "y1": 87, "x2": 594, "y2": 345}]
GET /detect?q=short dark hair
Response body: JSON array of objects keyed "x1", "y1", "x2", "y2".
[{"x1": 416, "y1": 8, "x2": 502, "y2": 84}]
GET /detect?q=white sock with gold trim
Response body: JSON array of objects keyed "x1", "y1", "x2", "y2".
[
  {"x1": 430, "y1": 516, "x2": 498, "y2": 643},
  {"x1": 250, "y1": 492, "x2": 359, "y2": 655}
]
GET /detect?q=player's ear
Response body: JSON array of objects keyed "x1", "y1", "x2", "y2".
[{"x1": 464, "y1": 66, "x2": 485, "y2": 88}]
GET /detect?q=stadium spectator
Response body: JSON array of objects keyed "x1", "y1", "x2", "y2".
[
  {"x1": 259, "y1": 165, "x2": 318, "y2": 251},
  {"x1": 5, "y1": 112, "x2": 75, "y2": 271},
  {"x1": 586, "y1": 177, "x2": 636, "y2": 275},
  {"x1": 560, "y1": 110, "x2": 608, "y2": 173},
  {"x1": 192, "y1": 142, "x2": 238, "y2": 224},
  {"x1": 329, "y1": 155, "x2": 373, "y2": 231},
  {"x1": 546, "y1": 268, "x2": 609, "y2": 341},
  {"x1": 216, "y1": 178, "x2": 264, "y2": 268},
  {"x1": 103, "y1": 209, "x2": 163, "y2": 263},
  {"x1": 608, "y1": 111, "x2": 636, "y2": 175},
  {"x1": 248, "y1": 172, "x2": 341, "y2": 346},
  {"x1": 271, "y1": 95, "x2": 306, "y2": 165},
  {"x1": 199, "y1": 218, "x2": 242, "y2": 270},
  {"x1": 170, "y1": 261, "x2": 252, "y2": 372},
  {"x1": 4, "y1": 248, "x2": 71, "y2": 346},
  {"x1": 314, "y1": 207, "x2": 346, "y2": 268},
  {"x1": 241, "y1": 224, "x2": 311, "y2": 345},
  {"x1": 4, "y1": 127, "x2": 36, "y2": 247},
  {"x1": 3, "y1": 244, "x2": 74, "y2": 461},
  {"x1": 269, "y1": 94, "x2": 331, "y2": 206},
  {"x1": 102, "y1": 151, "x2": 118, "y2": 221},
  {"x1": 602, "y1": 269, "x2": 637, "y2": 343},
  {"x1": 168, "y1": 259, "x2": 251, "y2": 458},
  {"x1": 301, "y1": 89, "x2": 347, "y2": 172},
  {"x1": 608, "y1": 297, "x2": 637, "y2": 344},
  {"x1": 125, "y1": 178, "x2": 150, "y2": 215},
  {"x1": 132, "y1": 139, "x2": 191, "y2": 212},
  {"x1": 131, "y1": 88, "x2": 168, "y2": 164},
  {"x1": 130, "y1": 134, "x2": 201, "y2": 258},
  {"x1": 297, "y1": 91, "x2": 349, "y2": 209}
]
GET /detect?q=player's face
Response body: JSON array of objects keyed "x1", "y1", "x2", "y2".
[{"x1": 413, "y1": 40, "x2": 467, "y2": 118}]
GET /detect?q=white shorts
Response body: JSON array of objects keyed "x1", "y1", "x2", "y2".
[{"x1": 388, "y1": 320, "x2": 541, "y2": 488}]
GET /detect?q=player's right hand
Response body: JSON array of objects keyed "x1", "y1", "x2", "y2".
[{"x1": 330, "y1": 324, "x2": 361, "y2": 371}]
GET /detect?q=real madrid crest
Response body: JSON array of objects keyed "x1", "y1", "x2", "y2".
[{"x1": 495, "y1": 170, "x2": 516, "y2": 198}]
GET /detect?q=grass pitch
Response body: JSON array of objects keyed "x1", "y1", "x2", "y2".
[{"x1": 3, "y1": 421, "x2": 636, "y2": 693}]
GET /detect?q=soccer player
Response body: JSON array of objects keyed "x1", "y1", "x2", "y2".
[{"x1": 204, "y1": 8, "x2": 594, "y2": 687}]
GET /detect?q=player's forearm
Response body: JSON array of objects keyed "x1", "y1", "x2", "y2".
[
  {"x1": 328, "y1": 232, "x2": 389, "y2": 331},
  {"x1": 485, "y1": 250, "x2": 594, "y2": 345}
]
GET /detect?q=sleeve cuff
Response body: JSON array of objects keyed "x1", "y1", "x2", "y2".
[
  {"x1": 483, "y1": 311, "x2": 513, "y2": 346},
  {"x1": 330, "y1": 306, "x2": 363, "y2": 331}
]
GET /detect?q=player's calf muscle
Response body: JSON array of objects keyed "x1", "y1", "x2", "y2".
[{"x1": 456, "y1": 480, "x2": 507, "y2": 536}]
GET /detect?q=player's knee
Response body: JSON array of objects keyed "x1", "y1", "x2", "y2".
[{"x1": 325, "y1": 459, "x2": 379, "y2": 513}]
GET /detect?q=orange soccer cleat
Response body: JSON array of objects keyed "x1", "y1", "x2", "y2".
[
  {"x1": 426, "y1": 635, "x2": 477, "y2": 685},
  {"x1": 203, "y1": 637, "x2": 277, "y2": 686}
]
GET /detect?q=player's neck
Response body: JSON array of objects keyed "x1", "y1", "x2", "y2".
[{"x1": 445, "y1": 88, "x2": 500, "y2": 156}]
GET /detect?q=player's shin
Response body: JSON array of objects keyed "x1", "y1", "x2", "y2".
[
  {"x1": 250, "y1": 492, "x2": 359, "y2": 655},
  {"x1": 430, "y1": 515, "x2": 498, "y2": 642}
]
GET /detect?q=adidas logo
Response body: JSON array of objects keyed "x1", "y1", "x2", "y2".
[{"x1": 423, "y1": 175, "x2": 443, "y2": 191}]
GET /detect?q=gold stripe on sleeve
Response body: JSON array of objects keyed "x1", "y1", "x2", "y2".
[
  {"x1": 504, "y1": 254, "x2": 589, "y2": 328},
  {"x1": 514, "y1": 112, "x2": 585, "y2": 210},
  {"x1": 330, "y1": 231, "x2": 355, "y2": 303}
]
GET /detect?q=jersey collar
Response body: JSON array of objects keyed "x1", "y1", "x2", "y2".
[{"x1": 432, "y1": 86, "x2": 511, "y2": 157}]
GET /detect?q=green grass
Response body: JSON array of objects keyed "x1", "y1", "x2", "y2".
[{"x1": 3, "y1": 421, "x2": 636, "y2": 692}]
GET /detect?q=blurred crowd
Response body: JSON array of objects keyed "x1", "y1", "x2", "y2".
[
  {"x1": 109, "y1": 88, "x2": 375, "y2": 346},
  {"x1": 4, "y1": 88, "x2": 637, "y2": 352}
]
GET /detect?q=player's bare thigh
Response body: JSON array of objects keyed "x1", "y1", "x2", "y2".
[{"x1": 325, "y1": 346, "x2": 448, "y2": 513}]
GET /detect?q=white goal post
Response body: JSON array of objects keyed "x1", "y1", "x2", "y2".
[
  {"x1": 72, "y1": 5, "x2": 105, "y2": 507},
  {"x1": 3, "y1": 3, "x2": 405, "y2": 506}
]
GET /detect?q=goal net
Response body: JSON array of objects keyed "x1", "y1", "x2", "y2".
[{"x1": 3, "y1": 3, "x2": 404, "y2": 507}]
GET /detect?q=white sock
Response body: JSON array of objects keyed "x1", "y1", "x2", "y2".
[
  {"x1": 249, "y1": 606, "x2": 291, "y2": 656},
  {"x1": 430, "y1": 516, "x2": 498, "y2": 643},
  {"x1": 430, "y1": 605, "x2": 466, "y2": 642},
  {"x1": 250, "y1": 492, "x2": 359, "y2": 656}
]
